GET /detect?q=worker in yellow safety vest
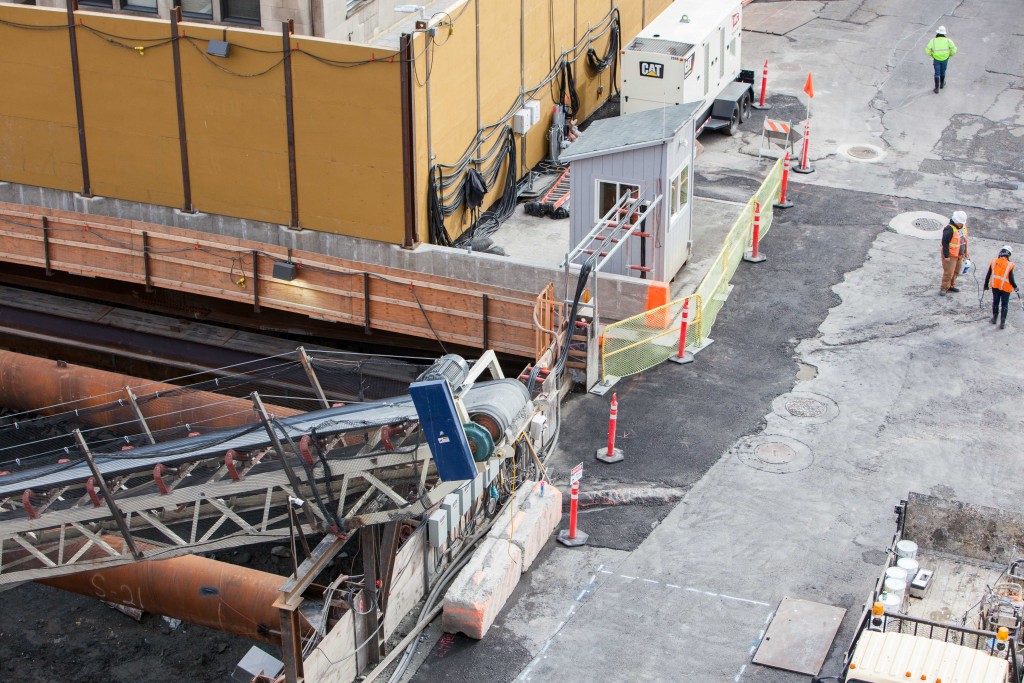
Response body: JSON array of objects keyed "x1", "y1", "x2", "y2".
[
  {"x1": 939, "y1": 210, "x2": 968, "y2": 295},
  {"x1": 926, "y1": 26, "x2": 958, "y2": 93},
  {"x1": 984, "y1": 245, "x2": 1018, "y2": 329}
]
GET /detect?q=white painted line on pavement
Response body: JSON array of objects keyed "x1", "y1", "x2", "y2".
[{"x1": 734, "y1": 664, "x2": 747, "y2": 681}]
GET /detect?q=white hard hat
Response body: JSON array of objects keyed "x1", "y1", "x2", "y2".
[
  {"x1": 951, "y1": 210, "x2": 967, "y2": 225},
  {"x1": 1001, "y1": 245, "x2": 1013, "y2": 256},
  {"x1": 937, "y1": 25, "x2": 947, "y2": 35}
]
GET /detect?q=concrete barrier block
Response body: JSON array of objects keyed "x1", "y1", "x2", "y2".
[
  {"x1": 442, "y1": 537, "x2": 523, "y2": 640},
  {"x1": 493, "y1": 481, "x2": 562, "y2": 572}
]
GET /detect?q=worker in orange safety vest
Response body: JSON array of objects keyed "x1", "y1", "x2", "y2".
[
  {"x1": 939, "y1": 210, "x2": 968, "y2": 295},
  {"x1": 984, "y1": 245, "x2": 1017, "y2": 329}
]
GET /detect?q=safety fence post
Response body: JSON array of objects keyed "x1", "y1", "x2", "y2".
[
  {"x1": 669, "y1": 298, "x2": 694, "y2": 365},
  {"x1": 774, "y1": 150, "x2": 795, "y2": 209},
  {"x1": 793, "y1": 118, "x2": 814, "y2": 174},
  {"x1": 753, "y1": 59, "x2": 772, "y2": 110},
  {"x1": 557, "y1": 463, "x2": 588, "y2": 547},
  {"x1": 595, "y1": 393, "x2": 624, "y2": 463},
  {"x1": 744, "y1": 202, "x2": 767, "y2": 263}
]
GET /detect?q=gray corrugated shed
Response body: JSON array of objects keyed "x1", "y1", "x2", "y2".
[{"x1": 560, "y1": 103, "x2": 700, "y2": 162}]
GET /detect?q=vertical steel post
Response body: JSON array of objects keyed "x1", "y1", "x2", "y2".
[
  {"x1": 252, "y1": 250, "x2": 261, "y2": 312},
  {"x1": 170, "y1": 8, "x2": 193, "y2": 213},
  {"x1": 481, "y1": 294, "x2": 489, "y2": 349},
  {"x1": 363, "y1": 272, "x2": 372, "y2": 334},
  {"x1": 361, "y1": 526, "x2": 384, "y2": 666},
  {"x1": 399, "y1": 33, "x2": 418, "y2": 248},
  {"x1": 281, "y1": 21, "x2": 300, "y2": 228},
  {"x1": 142, "y1": 231, "x2": 153, "y2": 292},
  {"x1": 42, "y1": 217, "x2": 52, "y2": 276},
  {"x1": 65, "y1": 0, "x2": 91, "y2": 197}
]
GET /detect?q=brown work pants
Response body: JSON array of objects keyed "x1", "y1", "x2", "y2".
[{"x1": 941, "y1": 255, "x2": 963, "y2": 291}]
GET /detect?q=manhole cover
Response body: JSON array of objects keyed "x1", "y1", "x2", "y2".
[
  {"x1": 912, "y1": 217, "x2": 942, "y2": 231},
  {"x1": 754, "y1": 442, "x2": 795, "y2": 464},
  {"x1": 784, "y1": 398, "x2": 827, "y2": 418},
  {"x1": 772, "y1": 392, "x2": 840, "y2": 424},
  {"x1": 733, "y1": 435, "x2": 813, "y2": 474},
  {"x1": 846, "y1": 145, "x2": 879, "y2": 159}
]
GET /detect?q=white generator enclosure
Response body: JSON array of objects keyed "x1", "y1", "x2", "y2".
[
  {"x1": 621, "y1": 0, "x2": 743, "y2": 119},
  {"x1": 560, "y1": 104, "x2": 699, "y2": 282}
]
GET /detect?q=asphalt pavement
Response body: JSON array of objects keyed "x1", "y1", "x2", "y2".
[{"x1": 409, "y1": 0, "x2": 1024, "y2": 680}]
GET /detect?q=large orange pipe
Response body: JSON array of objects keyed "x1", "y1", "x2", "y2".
[
  {"x1": 38, "y1": 546, "x2": 314, "y2": 645},
  {"x1": 0, "y1": 349, "x2": 300, "y2": 433}
]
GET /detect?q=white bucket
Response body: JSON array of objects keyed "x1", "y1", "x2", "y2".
[
  {"x1": 897, "y1": 557, "x2": 920, "y2": 585},
  {"x1": 885, "y1": 566, "x2": 908, "y2": 586},
  {"x1": 896, "y1": 539, "x2": 918, "y2": 559},
  {"x1": 880, "y1": 591, "x2": 901, "y2": 611},
  {"x1": 884, "y1": 577, "x2": 906, "y2": 600}
]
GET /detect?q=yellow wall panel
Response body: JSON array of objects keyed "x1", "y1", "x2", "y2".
[
  {"x1": 0, "y1": 5, "x2": 80, "y2": 192},
  {"x1": 177, "y1": 24, "x2": 291, "y2": 225},
  {"x1": 76, "y1": 13, "x2": 182, "y2": 207},
  {"x1": 291, "y1": 37, "x2": 406, "y2": 242}
]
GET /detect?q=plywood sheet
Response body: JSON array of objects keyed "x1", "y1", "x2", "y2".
[{"x1": 753, "y1": 597, "x2": 846, "y2": 675}]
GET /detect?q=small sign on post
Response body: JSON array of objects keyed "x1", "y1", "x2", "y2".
[{"x1": 558, "y1": 462, "x2": 588, "y2": 547}]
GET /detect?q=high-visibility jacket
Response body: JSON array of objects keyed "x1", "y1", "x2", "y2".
[
  {"x1": 926, "y1": 37, "x2": 957, "y2": 61},
  {"x1": 948, "y1": 227, "x2": 968, "y2": 258},
  {"x1": 990, "y1": 258, "x2": 1015, "y2": 293}
]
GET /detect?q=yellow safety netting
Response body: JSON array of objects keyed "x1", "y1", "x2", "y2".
[
  {"x1": 694, "y1": 157, "x2": 783, "y2": 344},
  {"x1": 601, "y1": 294, "x2": 702, "y2": 379}
]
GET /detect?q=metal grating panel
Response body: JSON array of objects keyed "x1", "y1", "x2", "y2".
[{"x1": 626, "y1": 36, "x2": 694, "y2": 57}]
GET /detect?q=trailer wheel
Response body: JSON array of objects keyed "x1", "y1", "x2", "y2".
[
  {"x1": 739, "y1": 92, "x2": 752, "y2": 123},
  {"x1": 727, "y1": 110, "x2": 739, "y2": 136}
]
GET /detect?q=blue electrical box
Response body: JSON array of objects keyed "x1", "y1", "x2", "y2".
[{"x1": 409, "y1": 379, "x2": 477, "y2": 482}]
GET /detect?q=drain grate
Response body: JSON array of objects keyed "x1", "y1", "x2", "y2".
[
  {"x1": 912, "y1": 217, "x2": 942, "y2": 231},
  {"x1": 846, "y1": 145, "x2": 880, "y2": 160},
  {"x1": 785, "y1": 398, "x2": 827, "y2": 418},
  {"x1": 754, "y1": 442, "x2": 795, "y2": 464}
]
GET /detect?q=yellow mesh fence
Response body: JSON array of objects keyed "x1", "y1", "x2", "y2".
[
  {"x1": 597, "y1": 159, "x2": 783, "y2": 380},
  {"x1": 601, "y1": 294, "x2": 702, "y2": 380},
  {"x1": 694, "y1": 158, "x2": 783, "y2": 344}
]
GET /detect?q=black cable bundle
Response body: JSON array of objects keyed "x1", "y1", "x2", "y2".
[
  {"x1": 454, "y1": 127, "x2": 522, "y2": 246},
  {"x1": 559, "y1": 60, "x2": 580, "y2": 119},
  {"x1": 554, "y1": 254, "x2": 596, "y2": 377},
  {"x1": 586, "y1": 9, "x2": 621, "y2": 94}
]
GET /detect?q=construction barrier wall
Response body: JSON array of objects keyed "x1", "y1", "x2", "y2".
[
  {"x1": 0, "y1": 4, "x2": 407, "y2": 241},
  {"x1": 694, "y1": 157, "x2": 783, "y2": 344},
  {"x1": 601, "y1": 294, "x2": 702, "y2": 380},
  {"x1": 0, "y1": 1, "x2": 672, "y2": 248}
]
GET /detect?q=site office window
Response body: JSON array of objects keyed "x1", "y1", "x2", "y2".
[
  {"x1": 670, "y1": 166, "x2": 689, "y2": 216},
  {"x1": 221, "y1": 0, "x2": 260, "y2": 24},
  {"x1": 596, "y1": 180, "x2": 640, "y2": 222},
  {"x1": 174, "y1": 0, "x2": 214, "y2": 20}
]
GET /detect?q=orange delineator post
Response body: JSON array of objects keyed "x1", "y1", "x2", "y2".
[
  {"x1": 669, "y1": 298, "x2": 695, "y2": 365},
  {"x1": 793, "y1": 118, "x2": 815, "y2": 174},
  {"x1": 775, "y1": 150, "x2": 794, "y2": 209},
  {"x1": 753, "y1": 59, "x2": 771, "y2": 110},
  {"x1": 595, "y1": 392, "x2": 624, "y2": 463},
  {"x1": 744, "y1": 202, "x2": 767, "y2": 263},
  {"x1": 567, "y1": 479, "x2": 580, "y2": 539}
]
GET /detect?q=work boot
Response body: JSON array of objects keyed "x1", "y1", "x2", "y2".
[
  {"x1": 939, "y1": 289, "x2": 947, "y2": 296},
  {"x1": 948, "y1": 286, "x2": 960, "y2": 293},
  {"x1": 934, "y1": 78, "x2": 940, "y2": 94},
  {"x1": 992, "y1": 314, "x2": 998, "y2": 324},
  {"x1": 940, "y1": 77, "x2": 946, "y2": 89},
  {"x1": 1000, "y1": 321, "x2": 1006, "y2": 329}
]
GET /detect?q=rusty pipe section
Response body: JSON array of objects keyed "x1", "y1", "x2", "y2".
[
  {"x1": 38, "y1": 543, "x2": 314, "y2": 645},
  {"x1": 0, "y1": 348, "x2": 299, "y2": 433}
]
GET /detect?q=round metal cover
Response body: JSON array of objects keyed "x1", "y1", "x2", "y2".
[
  {"x1": 754, "y1": 442, "x2": 795, "y2": 464},
  {"x1": 772, "y1": 392, "x2": 840, "y2": 425},
  {"x1": 733, "y1": 435, "x2": 813, "y2": 474},
  {"x1": 889, "y1": 210, "x2": 949, "y2": 239},
  {"x1": 912, "y1": 217, "x2": 942, "y2": 231},
  {"x1": 784, "y1": 398, "x2": 827, "y2": 418},
  {"x1": 846, "y1": 145, "x2": 879, "y2": 159}
]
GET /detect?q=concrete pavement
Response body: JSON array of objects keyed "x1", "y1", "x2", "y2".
[{"x1": 409, "y1": 0, "x2": 1024, "y2": 680}]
